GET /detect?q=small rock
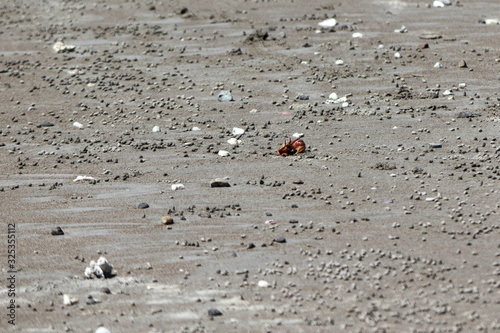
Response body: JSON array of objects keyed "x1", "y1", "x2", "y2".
[
  {"x1": 434, "y1": 62, "x2": 443, "y2": 68},
  {"x1": 218, "y1": 91, "x2": 233, "y2": 102},
  {"x1": 275, "y1": 236, "x2": 287, "y2": 243},
  {"x1": 41, "y1": 121, "x2": 54, "y2": 127},
  {"x1": 335, "y1": 59, "x2": 344, "y2": 65},
  {"x1": 162, "y1": 216, "x2": 174, "y2": 225},
  {"x1": 429, "y1": 143, "x2": 443, "y2": 148},
  {"x1": 485, "y1": 19, "x2": 500, "y2": 25},
  {"x1": 297, "y1": 94, "x2": 309, "y2": 100},
  {"x1": 100, "y1": 287, "x2": 111, "y2": 294},
  {"x1": 210, "y1": 178, "x2": 231, "y2": 188},
  {"x1": 352, "y1": 32, "x2": 364, "y2": 38},
  {"x1": 138, "y1": 203, "x2": 149, "y2": 209},
  {"x1": 247, "y1": 243, "x2": 256, "y2": 249},
  {"x1": 218, "y1": 150, "x2": 230, "y2": 157},
  {"x1": 258, "y1": 280, "x2": 270, "y2": 288},
  {"x1": 232, "y1": 127, "x2": 245, "y2": 136},
  {"x1": 96, "y1": 257, "x2": 114, "y2": 278},
  {"x1": 227, "y1": 138, "x2": 241, "y2": 145},
  {"x1": 208, "y1": 308, "x2": 223, "y2": 317},
  {"x1": 51, "y1": 226, "x2": 64, "y2": 236},
  {"x1": 328, "y1": 92, "x2": 338, "y2": 100},
  {"x1": 192, "y1": 126, "x2": 201, "y2": 131},
  {"x1": 95, "y1": 327, "x2": 111, "y2": 333},
  {"x1": 318, "y1": 18, "x2": 337, "y2": 28},
  {"x1": 73, "y1": 122, "x2": 84, "y2": 129},
  {"x1": 152, "y1": 126, "x2": 160, "y2": 133},
  {"x1": 171, "y1": 184, "x2": 185, "y2": 191},
  {"x1": 458, "y1": 60, "x2": 467, "y2": 68},
  {"x1": 418, "y1": 43, "x2": 429, "y2": 49},
  {"x1": 457, "y1": 111, "x2": 474, "y2": 118},
  {"x1": 63, "y1": 294, "x2": 78, "y2": 306},
  {"x1": 53, "y1": 41, "x2": 75, "y2": 53}
]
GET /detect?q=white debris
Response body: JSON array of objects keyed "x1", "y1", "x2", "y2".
[
  {"x1": 292, "y1": 133, "x2": 304, "y2": 138},
  {"x1": 434, "y1": 62, "x2": 443, "y2": 68},
  {"x1": 218, "y1": 90, "x2": 233, "y2": 102},
  {"x1": 63, "y1": 294, "x2": 78, "y2": 306},
  {"x1": 394, "y1": 52, "x2": 401, "y2": 59},
  {"x1": 232, "y1": 127, "x2": 245, "y2": 136},
  {"x1": 485, "y1": 19, "x2": 499, "y2": 25},
  {"x1": 328, "y1": 92, "x2": 338, "y2": 100},
  {"x1": 95, "y1": 327, "x2": 112, "y2": 333},
  {"x1": 433, "y1": 1, "x2": 450, "y2": 7},
  {"x1": 335, "y1": 59, "x2": 344, "y2": 65},
  {"x1": 73, "y1": 175, "x2": 97, "y2": 183},
  {"x1": 318, "y1": 18, "x2": 337, "y2": 28},
  {"x1": 443, "y1": 90, "x2": 453, "y2": 96},
  {"x1": 342, "y1": 102, "x2": 349, "y2": 108},
  {"x1": 394, "y1": 25, "x2": 408, "y2": 33},
  {"x1": 352, "y1": 32, "x2": 364, "y2": 38},
  {"x1": 73, "y1": 121, "x2": 84, "y2": 129},
  {"x1": 458, "y1": 83, "x2": 466, "y2": 88},
  {"x1": 152, "y1": 126, "x2": 160, "y2": 133},
  {"x1": 218, "y1": 150, "x2": 230, "y2": 157},
  {"x1": 171, "y1": 184, "x2": 185, "y2": 191},
  {"x1": 227, "y1": 138, "x2": 241, "y2": 145},
  {"x1": 258, "y1": 280, "x2": 270, "y2": 288},
  {"x1": 192, "y1": 126, "x2": 201, "y2": 131},
  {"x1": 84, "y1": 257, "x2": 114, "y2": 279},
  {"x1": 53, "y1": 41, "x2": 76, "y2": 53}
]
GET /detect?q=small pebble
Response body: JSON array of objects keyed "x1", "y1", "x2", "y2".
[
  {"x1": 208, "y1": 308, "x2": 223, "y2": 317},
  {"x1": 162, "y1": 216, "x2": 174, "y2": 225},
  {"x1": 210, "y1": 178, "x2": 231, "y2": 188},
  {"x1": 275, "y1": 236, "x2": 286, "y2": 243},
  {"x1": 138, "y1": 203, "x2": 149, "y2": 209},
  {"x1": 218, "y1": 91, "x2": 233, "y2": 102},
  {"x1": 51, "y1": 226, "x2": 64, "y2": 236}
]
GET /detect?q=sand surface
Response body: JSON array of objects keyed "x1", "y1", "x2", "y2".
[{"x1": 1, "y1": 0, "x2": 499, "y2": 332}]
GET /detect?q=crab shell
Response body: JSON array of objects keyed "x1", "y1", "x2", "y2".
[{"x1": 278, "y1": 138, "x2": 306, "y2": 156}]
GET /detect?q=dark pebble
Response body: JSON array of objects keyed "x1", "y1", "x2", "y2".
[
  {"x1": 51, "y1": 226, "x2": 64, "y2": 236},
  {"x1": 293, "y1": 180, "x2": 304, "y2": 184},
  {"x1": 275, "y1": 236, "x2": 286, "y2": 243},
  {"x1": 265, "y1": 212, "x2": 272, "y2": 216},
  {"x1": 208, "y1": 308, "x2": 223, "y2": 317},
  {"x1": 231, "y1": 252, "x2": 237, "y2": 257},
  {"x1": 457, "y1": 111, "x2": 474, "y2": 118},
  {"x1": 247, "y1": 243, "x2": 256, "y2": 249},
  {"x1": 138, "y1": 203, "x2": 149, "y2": 209},
  {"x1": 291, "y1": 204, "x2": 298, "y2": 208},
  {"x1": 41, "y1": 121, "x2": 54, "y2": 127},
  {"x1": 297, "y1": 94, "x2": 309, "y2": 100},
  {"x1": 101, "y1": 287, "x2": 111, "y2": 294},
  {"x1": 289, "y1": 219, "x2": 299, "y2": 224},
  {"x1": 478, "y1": 18, "x2": 486, "y2": 24}
]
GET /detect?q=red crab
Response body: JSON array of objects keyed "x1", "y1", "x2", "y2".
[{"x1": 278, "y1": 137, "x2": 306, "y2": 156}]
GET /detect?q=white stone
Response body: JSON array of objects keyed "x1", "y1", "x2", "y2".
[
  {"x1": 232, "y1": 127, "x2": 245, "y2": 136},
  {"x1": 341, "y1": 102, "x2": 349, "y2": 108},
  {"x1": 73, "y1": 175, "x2": 97, "y2": 183},
  {"x1": 352, "y1": 32, "x2": 364, "y2": 38},
  {"x1": 171, "y1": 184, "x2": 185, "y2": 191},
  {"x1": 63, "y1": 294, "x2": 78, "y2": 306},
  {"x1": 458, "y1": 83, "x2": 466, "y2": 88},
  {"x1": 443, "y1": 90, "x2": 453, "y2": 96},
  {"x1": 434, "y1": 62, "x2": 443, "y2": 68},
  {"x1": 152, "y1": 126, "x2": 160, "y2": 133},
  {"x1": 258, "y1": 280, "x2": 270, "y2": 288},
  {"x1": 218, "y1": 150, "x2": 230, "y2": 157},
  {"x1": 227, "y1": 138, "x2": 241, "y2": 145},
  {"x1": 318, "y1": 18, "x2": 337, "y2": 28},
  {"x1": 192, "y1": 126, "x2": 201, "y2": 131},
  {"x1": 96, "y1": 257, "x2": 113, "y2": 278},
  {"x1": 53, "y1": 41, "x2": 75, "y2": 53},
  {"x1": 292, "y1": 133, "x2": 304, "y2": 138},
  {"x1": 218, "y1": 90, "x2": 233, "y2": 102},
  {"x1": 485, "y1": 19, "x2": 499, "y2": 25},
  {"x1": 394, "y1": 52, "x2": 401, "y2": 59},
  {"x1": 95, "y1": 327, "x2": 112, "y2": 333},
  {"x1": 335, "y1": 59, "x2": 344, "y2": 65},
  {"x1": 328, "y1": 92, "x2": 338, "y2": 100},
  {"x1": 73, "y1": 121, "x2": 84, "y2": 129},
  {"x1": 433, "y1": 1, "x2": 445, "y2": 7}
]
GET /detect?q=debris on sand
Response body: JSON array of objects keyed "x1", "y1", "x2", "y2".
[
  {"x1": 84, "y1": 257, "x2": 114, "y2": 279},
  {"x1": 53, "y1": 41, "x2": 76, "y2": 53}
]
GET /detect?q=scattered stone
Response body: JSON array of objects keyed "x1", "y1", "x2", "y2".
[
  {"x1": 152, "y1": 126, "x2": 160, "y2": 133},
  {"x1": 84, "y1": 257, "x2": 114, "y2": 279},
  {"x1": 100, "y1": 287, "x2": 111, "y2": 294},
  {"x1": 429, "y1": 143, "x2": 443, "y2": 148},
  {"x1": 352, "y1": 32, "x2": 364, "y2": 38},
  {"x1": 419, "y1": 33, "x2": 442, "y2": 39},
  {"x1": 138, "y1": 203, "x2": 149, "y2": 209},
  {"x1": 335, "y1": 59, "x2": 344, "y2": 65},
  {"x1": 218, "y1": 91, "x2": 233, "y2": 102},
  {"x1": 63, "y1": 294, "x2": 78, "y2": 306},
  {"x1": 53, "y1": 41, "x2": 75, "y2": 53},
  {"x1": 418, "y1": 43, "x2": 429, "y2": 49},
  {"x1": 458, "y1": 59, "x2": 467, "y2": 68},
  {"x1": 434, "y1": 62, "x2": 443, "y2": 68},
  {"x1": 457, "y1": 110, "x2": 475, "y2": 118},
  {"x1": 247, "y1": 243, "x2": 256, "y2": 249},
  {"x1": 73, "y1": 121, "x2": 84, "y2": 129},
  {"x1": 73, "y1": 175, "x2": 97, "y2": 184},
  {"x1": 258, "y1": 280, "x2": 270, "y2": 288},
  {"x1": 297, "y1": 94, "x2": 309, "y2": 100},
  {"x1": 95, "y1": 327, "x2": 111, "y2": 333},
  {"x1": 192, "y1": 126, "x2": 201, "y2": 131},
  {"x1": 208, "y1": 308, "x2": 223, "y2": 317},
  {"x1": 232, "y1": 127, "x2": 245, "y2": 136},
  {"x1": 171, "y1": 184, "x2": 185, "y2": 191},
  {"x1": 485, "y1": 19, "x2": 500, "y2": 25},
  {"x1": 162, "y1": 216, "x2": 174, "y2": 225},
  {"x1": 51, "y1": 226, "x2": 64, "y2": 236},
  {"x1": 318, "y1": 18, "x2": 337, "y2": 28},
  {"x1": 227, "y1": 138, "x2": 241, "y2": 145},
  {"x1": 210, "y1": 178, "x2": 231, "y2": 188},
  {"x1": 40, "y1": 121, "x2": 54, "y2": 127},
  {"x1": 275, "y1": 236, "x2": 286, "y2": 243},
  {"x1": 218, "y1": 150, "x2": 230, "y2": 157}
]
